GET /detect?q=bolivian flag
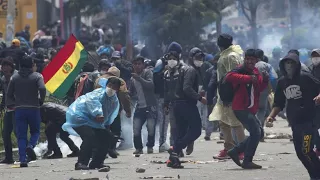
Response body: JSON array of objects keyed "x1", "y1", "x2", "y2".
[{"x1": 42, "y1": 34, "x2": 88, "y2": 98}]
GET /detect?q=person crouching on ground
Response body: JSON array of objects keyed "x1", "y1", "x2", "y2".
[
  {"x1": 62, "y1": 77, "x2": 121, "y2": 170},
  {"x1": 266, "y1": 53, "x2": 320, "y2": 179},
  {"x1": 6, "y1": 55, "x2": 46, "y2": 168},
  {"x1": 226, "y1": 49, "x2": 268, "y2": 169},
  {"x1": 94, "y1": 66, "x2": 132, "y2": 158},
  {"x1": 41, "y1": 102, "x2": 79, "y2": 159}
]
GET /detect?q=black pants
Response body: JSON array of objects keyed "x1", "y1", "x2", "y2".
[
  {"x1": 233, "y1": 110, "x2": 264, "y2": 163},
  {"x1": 45, "y1": 122, "x2": 79, "y2": 153},
  {"x1": 292, "y1": 123, "x2": 320, "y2": 179},
  {"x1": 173, "y1": 101, "x2": 201, "y2": 153},
  {"x1": 109, "y1": 113, "x2": 121, "y2": 149},
  {"x1": 2, "y1": 111, "x2": 16, "y2": 160},
  {"x1": 75, "y1": 126, "x2": 111, "y2": 167}
]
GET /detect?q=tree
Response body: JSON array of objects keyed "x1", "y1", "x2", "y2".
[
  {"x1": 202, "y1": 0, "x2": 234, "y2": 37},
  {"x1": 134, "y1": 0, "x2": 217, "y2": 55},
  {"x1": 238, "y1": 0, "x2": 263, "y2": 48}
]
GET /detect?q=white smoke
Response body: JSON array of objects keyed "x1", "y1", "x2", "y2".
[{"x1": 259, "y1": 33, "x2": 283, "y2": 56}]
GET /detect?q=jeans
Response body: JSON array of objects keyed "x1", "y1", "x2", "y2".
[
  {"x1": 75, "y1": 126, "x2": 110, "y2": 166},
  {"x1": 167, "y1": 103, "x2": 176, "y2": 146},
  {"x1": 45, "y1": 121, "x2": 79, "y2": 153},
  {"x1": 292, "y1": 123, "x2": 320, "y2": 178},
  {"x1": 157, "y1": 98, "x2": 169, "y2": 146},
  {"x1": 133, "y1": 107, "x2": 157, "y2": 149},
  {"x1": 173, "y1": 101, "x2": 202, "y2": 153},
  {"x1": 15, "y1": 109, "x2": 41, "y2": 163},
  {"x1": 256, "y1": 90, "x2": 269, "y2": 127},
  {"x1": 232, "y1": 110, "x2": 264, "y2": 162},
  {"x1": 1, "y1": 111, "x2": 16, "y2": 160}
]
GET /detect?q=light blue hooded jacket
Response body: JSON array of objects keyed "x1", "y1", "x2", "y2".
[{"x1": 62, "y1": 79, "x2": 119, "y2": 136}]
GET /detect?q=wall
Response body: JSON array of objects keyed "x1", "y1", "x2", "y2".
[{"x1": 0, "y1": 0, "x2": 38, "y2": 39}]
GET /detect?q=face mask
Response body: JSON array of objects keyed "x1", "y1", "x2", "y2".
[
  {"x1": 194, "y1": 60, "x2": 203, "y2": 67},
  {"x1": 167, "y1": 59, "x2": 178, "y2": 68},
  {"x1": 100, "y1": 70, "x2": 107, "y2": 75},
  {"x1": 312, "y1": 57, "x2": 320, "y2": 66},
  {"x1": 106, "y1": 87, "x2": 116, "y2": 97},
  {"x1": 284, "y1": 61, "x2": 296, "y2": 78}
]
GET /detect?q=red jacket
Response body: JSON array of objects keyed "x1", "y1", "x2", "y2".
[{"x1": 225, "y1": 66, "x2": 268, "y2": 114}]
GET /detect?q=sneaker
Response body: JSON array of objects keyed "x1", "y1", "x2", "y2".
[
  {"x1": 159, "y1": 143, "x2": 170, "y2": 153},
  {"x1": 213, "y1": 149, "x2": 230, "y2": 160},
  {"x1": 239, "y1": 153, "x2": 244, "y2": 160},
  {"x1": 133, "y1": 149, "x2": 143, "y2": 155},
  {"x1": 147, "y1": 147, "x2": 154, "y2": 154},
  {"x1": 204, "y1": 136, "x2": 211, "y2": 141},
  {"x1": 186, "y1": 142, "x2": 194, "y2": 155},
  {"x1": 227, "y1": 149, "x2": 241, "y2": 167},
  {"x1": 47, "y1": 153, "x2": 63, "y2": 159},
  {"x1": 75, "y1": 162, "x2": 89, "y2": 170},
  {"x1": 241, "y1": 162, "x2": 262, "y2": 169},
  {"x1": 20, "y1": 162, "x2": 28, "y2": 168},
  {"x1": 89, "y1": 163, "x2": 110, "y2": 170},
  {"x1": 0, "y1": 159, "x2": 14, "y2": 164},
  {"x1": 67, "y1": 151, "x2": 79, "y2": 158},
  {"x1": 108, "y1": 149, "x2": 118, "y2": 158},
  {"x1": 167, "y1": 152, "x2": 184, "y2": 169},
  {"x1": 26, "y1": 147, "x2": 37, "y2": 161},
  {"x1": 43, "y1": 150, "x2": 53, "y2": 159}
]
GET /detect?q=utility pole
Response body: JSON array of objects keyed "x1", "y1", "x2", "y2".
[
  {"x1": 59, "y1": 0, "x2": 65, "y2": 39},
  {"x1": 126, "y1": 0, "x2": 133, "y2": 60},
  {"x1": 51, "y1": 0, "x2": 56, "y2": 22},
  {"x1": 6, "y1": 0, "x2": 16, "y2": 44}
]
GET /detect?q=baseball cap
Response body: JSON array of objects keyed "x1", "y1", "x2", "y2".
[
  {"x1": 12, "y1": 39, "x2": 20, "y2": 47},
  {"x1": 112, "y1": 51, "x2": 121, "y2": 58}
]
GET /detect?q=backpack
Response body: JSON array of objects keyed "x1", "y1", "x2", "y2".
[
  {"x1": 74, "y1": 73, "x2": 89, "y2": 100},
  {"x1": 91, "y1": 29, "x2": 101, "y2": 42},
  {"x1": 218, "y1": 73, "x2": 239, "y2": 106}
]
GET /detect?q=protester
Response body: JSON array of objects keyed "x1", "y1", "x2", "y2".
[
  {"x1": 307, "y1": 49, "x2": 320, "y2": 157},
  {"x1": 20, "y1": 25, "x2": 31, "y2": 42},
  {"x1": 62, "y1": 77, "x2": 121, "y2": 170},
  {"x1": 226, "y1": 49, "x2": 268, "y2": 169},
  {"x1": 0, "y1": 39, "x2": 25, "y2": 70},
  {"x1": 266, "y1": 53, "x2": 320, "y2": 179},
  {"x1": 95, "y1": 66, "x2": 132, "y2": 158},
  {"x1": 159, "y1": 42, "x2": 183, "y2": 153},
  {"x1": 6, "y1": 56, "x2": 46, "y2": 167},
  {"x1": 41, "y1": 102, "x2": 79, "y2": 159},
  {"x1": 166, "y1": 47, "x2": 207, "y2": 169},
  {"x1": 0, "y1": 59, "x2": 17, "y2": 164},
  {"x1": 209, "y1": 34, "x2": 245, "y2": 160},
  {"x1": 129, "y1": 56, "x2": 157, "y2": 154}
]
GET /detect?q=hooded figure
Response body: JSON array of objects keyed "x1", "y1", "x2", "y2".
[
  {"x1": 209, "y1": 33, "x2": 246, "y2": 161},
  {"x1": 309, "y1": 49, "x2": 320, "y2": 79},
  {"x1": 267, "y1": 53, "x2": 320, "y2": 179},
  {"x1": 165, "y1": 47, "x2": 206, "y2": 169}
]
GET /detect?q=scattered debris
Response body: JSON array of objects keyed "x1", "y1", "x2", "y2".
[
  {"x1": 98, "y1": 166, "x2": 110, "y2": 172},
  {"x1": 139, "y1": 175, "x2": 175, "y2": 179},
  {"x1": 216, "y1": 140, "x2": 224, "y2": 144},
  {"x1": 151, "y1": 160, "x2": 226, "y2": 164},
  {"x1": 178, "y1": 175, "x2": 180, "y2": 179},
  {"x1": 278, "y1": 152, "x2": 292, "y2": 155},
  {"x1": 69, "y1": 178, "x2": 99, "y2": 180},
  {"x1": 136, "y1": 168, "x2": 146, "y2": 173},
  {"x1": 265, "y1": 133, "x2": 292, "y2": 139}
]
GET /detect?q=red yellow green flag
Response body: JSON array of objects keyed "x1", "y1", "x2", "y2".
[{"x1": 42, "y1": 34, "x2": 88, "y2": 98}]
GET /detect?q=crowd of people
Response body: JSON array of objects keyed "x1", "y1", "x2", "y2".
[{"x1": 1, "y1": 29, "x2": 320, "y2": 179}]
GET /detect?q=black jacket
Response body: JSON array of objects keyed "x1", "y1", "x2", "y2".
[
  {"x1": 40, "y1": 102, "x2": 67, "y2": 126},
  {"x1": 164, "y1": 66, "x2": 180, "y2": 106},
  {"x1": 0, "y1": 46, "x2": 25, "y2": 70},
  {"x1": 205, "y1": 66, "x2": 218, "y2": 105},
  {"x1": 174, "y1": 65, "x2": 201, "y2": 105},
  {"x1": 274, "y1": 53, "x2": 320, "y2": 125}
]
